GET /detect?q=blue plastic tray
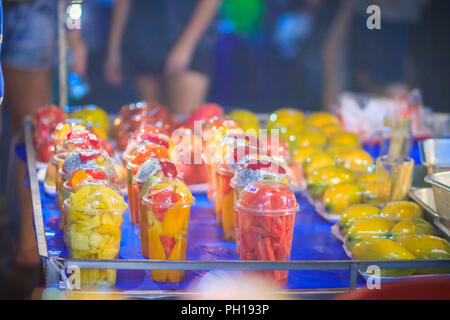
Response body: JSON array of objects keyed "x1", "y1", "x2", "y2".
[{"x1": 40, "y1": 183, "x2": 366, "y2": 291}]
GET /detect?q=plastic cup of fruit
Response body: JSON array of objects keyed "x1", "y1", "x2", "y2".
[
  {"x1": 126, "y1": 144, "x2": 170, "y2": 225},
  {"x1": 64, "y1": 180, "x2": 127, "y2": 289},
  {"x1": 216, "y1": 165, "x2": 236, "y2": 242},
  {"x1": 235, "y1": 180, "x2": 298, "y2": 286},
  {"x1": 54, "y1": 152, "x2": 73, "y2": 230},
  {"x1": 230, "y1": 157, "x2": 290, "y2": 254},
  {"x1": 60, "y1": 151, "x2": 115, "y2": 227},
  {"x1": 141, "y1": 179, "x2": 195, "y2": 283}
]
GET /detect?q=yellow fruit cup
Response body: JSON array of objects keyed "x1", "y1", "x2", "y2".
[
  {"x1": 64, "y1": 180, "x2": 127, "y2": 289},
  {"x1": 142, "y1": 185, "x2": 195, "y2": 283}
]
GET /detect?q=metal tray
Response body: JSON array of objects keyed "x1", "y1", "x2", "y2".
[
  {"x1": 419, "y1": 138, "x2": 450, "y2": 175},
  {"x1": 424, "y1": 172, "x2": 450, "y2": 220},
  {"x1": 23, "y1": 117, "x2": 450, "y2": 298},
  {"x1": 408, "y1": 188, "x2": 450, "y2": 239}
]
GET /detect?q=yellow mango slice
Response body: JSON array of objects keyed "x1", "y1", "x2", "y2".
[
  {"x1": 167, "y1": 237, "x2": 188, "y2": 282},
  {"x1": 161, "y1": 206, "x2": 190, "y2": 238},
  {"x1": 148, "y1": 227, "x2": 169, "y2": 282}
]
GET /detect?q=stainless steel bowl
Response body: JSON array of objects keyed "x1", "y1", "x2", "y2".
[
  {"x1": 419, "y1": 138, "x2": 450, "y2": 175},
  {"x1": 424, "y1": 171, "x2": 450, "y2": 221}
]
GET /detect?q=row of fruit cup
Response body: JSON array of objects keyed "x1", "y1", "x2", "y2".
[{"x1": 201, "y1": 116, "x2": 300, "y2": 285}]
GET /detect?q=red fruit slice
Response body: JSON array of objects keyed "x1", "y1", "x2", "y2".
[
  {"x1": 159, "y1": 160, "x2": 178, "y2": 178},
  {"x1": 84, "y1": 169, "x2": 106, "y2": 180},
  {"x1": 78, "y1": 151, "x2": 101, "y2": 163},
  {"x1": 160, "y1": 236, "x2": 175, "y2": 259}
]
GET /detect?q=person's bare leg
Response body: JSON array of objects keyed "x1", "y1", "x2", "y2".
[
  {"x1": 166, "y1": 71, "x2": 209, "y2": 115},
  {"x1": 136, "y1": 75, "x2": 162, "y2": 104},
  {"x1": 4, "y1": 66, "x2": 52, "y2": 266}
]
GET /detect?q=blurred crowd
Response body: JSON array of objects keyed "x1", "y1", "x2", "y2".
[{"x1": 0, "y1": 0, "x2": 449, "y2": 299}]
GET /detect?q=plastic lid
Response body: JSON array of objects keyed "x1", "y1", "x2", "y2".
[
  {"x1": 235, "y1": 180, "x2": 298, "y2": 215},
  {"x1": 130, "y1": 143, "x2": 170, "y2": 165},
  {"x1": 230, "y1": 157, "x2": 289, "y2": 189},
  {"x1": 55, "y1": 138, "x2": 94, "y2": 154},
  {"x1": 62, "y1": 149, "x2": 113, "y2": 179},
  {"x1": 141, "y1": 177, "x2": 195, "y2": 208}
]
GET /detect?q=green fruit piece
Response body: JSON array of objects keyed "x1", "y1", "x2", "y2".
[
  {"x1": 345, "y1": 216, "x2": 395, "y2": 250},
  {"x1": 396, "y1": 235, "x2": 450, "y2": 275},
  {"x1": 338, "y1": 204, "x2": 381, "y2": 234},
  {"x1": 390, "y1": 218, "x2": 436, "y2": 239},
  {"x1": 352, "y1": 238, "x2": 416, "y2": 277}
]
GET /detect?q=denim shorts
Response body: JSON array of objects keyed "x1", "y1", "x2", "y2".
[{"x1": 2, "y1": 0, "x2": 57, "y2": 69}]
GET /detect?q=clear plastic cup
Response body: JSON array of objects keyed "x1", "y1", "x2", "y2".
[
  {"x1": 134, "y1": 159, "x2": 180, "y2": 256},
  {"x1": 376, "y1": 155, "x2": 414, "y2": 203},
  {"x1": 59, "y1": 150, "x2": 115, "y2": 224},
  {"x1": 230, "y1": 158, "x2": 290, "y2": 252},
  {"x1": 216, "y1": 166, "x2": 236, "y2": 242},
  {"x1": 54, "y1": 152, "x2": 72, "y2": 233},
  {"x1": 127, "y1": 162, "x2": 140, "y2": 225},
  {"x1": 141, "y1": 178, "x2": 194, "y2": 282},
  {"x1": 235, "y1": 180, "x2": 298, "y2": 286},
  {"x1": 64, "y1": 180, "x2": 127, "y2": 289},
  {"x1": 126, "y1": 144, "x2": 171, "y2": 225}
]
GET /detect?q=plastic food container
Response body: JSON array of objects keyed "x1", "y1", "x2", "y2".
[
  {"x1": 419, "y1": 138, "x2": 450, "y2": 175},
  {"x1": 376, "y1": 155, "x2": 414, "y2": 204},
  {"x1": 126, "y1": 144, "x2": 170, "y2": 225},
  {"x1": 425, "y1": 171, "x2": 450, "y2": 221},
  {"x1": 60, "y1": 150, "x2": 115, "y2": 239},
  {"x1": 142, "y1": 178, "x2": 195, "y2": 282},
  {"x1": 212, "y1": 135, "x2": 261, "y2": 229},
  {"x1": 133, "y1": 158, "x2": 180, "y2": 253},
  {"x1": 235, "y1": 180, "x2": 298, "y2": 286},
  {"x1": 64, "y1": 180, "x2": 127, "y2": 289},
  {"x1": 230, "y1": 157, "x2": 290, "y2": 250}
]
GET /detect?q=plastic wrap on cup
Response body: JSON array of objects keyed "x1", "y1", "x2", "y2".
[
  {"x1": 142, "y1": 178, "x2": 194, "y2": 282},
  {"x1": 65, "y1": 180, "x2": 127, "y2": 289},
  {"x1": 235, "y1": 180, "x2": 298, "y2": 286}
]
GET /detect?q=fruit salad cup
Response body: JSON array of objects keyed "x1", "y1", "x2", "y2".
[
  {"x1": 230, "y1": 158, "x2": 290, "y2": 252},
  {"x1": 65, "y1": 180, "x2": 127, "y2": 289},
  {"x1": 122, "y1": 132, "x2": 171, "y2": 166},
  {"x1": 44, "y1": 139, "x2": 95, "y2": 195},
  {"x1": 202, "y1": 119, "x2": 242, "y2": 215},
  {"x1": 60, "y1": 150, "x2": 116, "y2": 242},
  {"x1": 141, "y1": 178, "x2": 195, "y2": 282},
  {"x1": 126, "y1": 144, "x2": 170, "y2": 225},
  {"x1": 133, "y1": 158, "x2": 180, "y2": 248},
  {"x1": 62, "y1": 167, "x2": 109, "y2": 246},
  {"x1": 214, "y1": 140, "x2": 263, "y2": 242},
  {"x1": 210, "y1": 133, "x2": 257, "y2": 227},
  {"x1": 235, "y1": 180, "x2": 298, "y2": 286}
]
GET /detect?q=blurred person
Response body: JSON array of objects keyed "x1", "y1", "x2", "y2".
[
  {"x1": 1, "y1": 0, "x2": 87, "y2": 297},
  {"x1": 104, "y1": 0, "x2": 220, "y2": 115},
  {"x1": 322, "y1": 0, "x2": 423, "y2": 108}
]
